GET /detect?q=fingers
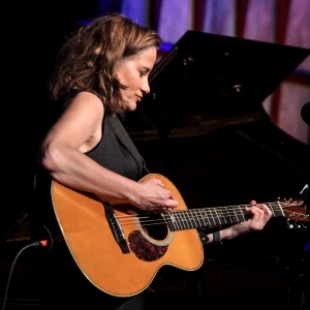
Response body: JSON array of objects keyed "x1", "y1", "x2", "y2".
[
  {"x1": 247, "y1": 201, "x2": 272, "y2": 216},
  {"x1": 138, "y1": 180, "x2": 178, "y2": 212},
  {"x1": 143, "y1": 177, "x2": 165, "y2": 187},
  {"x1": 149, "y1": 189, "x2": 178, "y2": 212},
  {"x1": 252, "y1": 203, "x2": 272, "y2": 218},
  {"x1": 245, "y1": 202, "x2": 272, "y2": 230},
  {"x1": 149, "y1": 204, "x2": 175, "y2": 213}
]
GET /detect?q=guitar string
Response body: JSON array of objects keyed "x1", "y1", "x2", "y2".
[{"x1": 114, "y1": 201, "x2": 288, "y2": 229}]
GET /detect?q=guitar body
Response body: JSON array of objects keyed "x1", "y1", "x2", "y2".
[{"x1": 51, "y1": 173, "x2": 204, "y2": 297}]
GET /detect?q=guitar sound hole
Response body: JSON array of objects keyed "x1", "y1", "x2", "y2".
[{"x1": 141, "y1": 213, "x2": 168, "y2": 241}]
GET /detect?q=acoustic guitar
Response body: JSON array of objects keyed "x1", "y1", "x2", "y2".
[{"x1": 50, "y1": 173, "x2": 309, "y2": 297}]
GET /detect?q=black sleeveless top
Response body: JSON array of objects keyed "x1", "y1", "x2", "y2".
[{"x1": 86, "y1": 113, "x2": 146, "y2": 181}]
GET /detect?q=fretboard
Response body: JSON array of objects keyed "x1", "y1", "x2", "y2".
[{"x1": 165, "y1": 201, "x2": 284, "y2": 231}]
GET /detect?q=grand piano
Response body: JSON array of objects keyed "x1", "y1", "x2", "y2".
[{"x1": 122, "y1": 31, "x2": 310, "y2": 309}]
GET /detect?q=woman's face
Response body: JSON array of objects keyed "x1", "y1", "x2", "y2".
[{"x1": 115, "y1": 46, "x2": 157, "y2": 111}]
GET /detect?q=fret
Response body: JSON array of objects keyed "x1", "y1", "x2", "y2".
[
  {"x1": 193, "y1": 209, "x2": 204, "y2": 227},
  {"x1": 201, "y1": 209, "x2": 212, "y2": 227},
  {"x1": 166, "y1": 212, "x2": 179, "y2": 231},
  {"x1": 268, "y1": 201, "x2": 285, "y2": 217},
  {"x1": 179, "y1": 211, "x2": 187, "y2": 229},
  {"x1": 184, "y1": 210, "x2": 193, "y2": 229}
]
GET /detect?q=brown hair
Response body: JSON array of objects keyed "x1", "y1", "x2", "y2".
[{"x1": 49, "y1": 13, "x2": 161, "y2": 113}]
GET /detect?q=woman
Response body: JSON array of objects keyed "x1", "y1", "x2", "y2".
[{"x1": 30, "y1": 13, "x2": 272, "y2": 310}]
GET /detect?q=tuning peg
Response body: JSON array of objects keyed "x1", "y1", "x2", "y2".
[
  {"x1": 301, "y1": 223, "x2": 308, "y2": 230},
  {"x1": 299, "y1": 184, "x2": 309, "y2": 212},
  {"x1": 295, "y1": 223, "x2": 302, "y2": 230},
  {"x1": 286, "y1": 219, "x2": 309, "y2": 230},
  {"x1": 286, "y1": 220, "x2": 295, "y2": 229},
  {"x1": 299, "y1": 184, "x2": 309, "y2": 199}
]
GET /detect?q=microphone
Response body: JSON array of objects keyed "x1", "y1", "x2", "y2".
[{"x1": 301, "y1": 101, "x2": 310, "y2": 126}]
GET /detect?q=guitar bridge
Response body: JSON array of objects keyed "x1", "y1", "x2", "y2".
[{"x1": 104, "y1": 202, "x2": 130, "y2": 254}]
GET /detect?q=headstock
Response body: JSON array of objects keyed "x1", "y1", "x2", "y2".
[
  {"x1": 280, "y1": 199, "x2": 309, "y2": 221},
  {"x1": 279, "y1": 183, "x2": 310, "y2": 230}
]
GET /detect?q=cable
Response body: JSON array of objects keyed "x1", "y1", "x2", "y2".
[{"x1": 1, "y1": 240, "x2": 48, "y2": 310}]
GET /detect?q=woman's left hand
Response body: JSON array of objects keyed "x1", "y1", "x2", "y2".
[{"x1": 221, "y1": 200, "x2": 273, "y2": 240}]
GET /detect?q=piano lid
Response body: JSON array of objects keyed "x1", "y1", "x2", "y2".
[{"x1": 124, "y1": 30, "x2": 310, "y2": 140}]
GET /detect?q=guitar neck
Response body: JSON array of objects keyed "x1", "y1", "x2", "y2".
[{"x1": 165, "y1": 201, "x2": 284, "y2": 231}]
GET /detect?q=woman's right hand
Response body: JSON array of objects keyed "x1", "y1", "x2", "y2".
[{"x1": 131, "y1": 177, "x2": 178, "y2": 213}]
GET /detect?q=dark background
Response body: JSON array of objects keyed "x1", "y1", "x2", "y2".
[{"x1": 1, "y1": 1, "x2": 310, "y2": 309}]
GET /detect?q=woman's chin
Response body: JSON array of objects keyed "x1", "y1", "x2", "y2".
[{"x1": 128, "y1": 102, "x2": 137, "y2": 111}]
